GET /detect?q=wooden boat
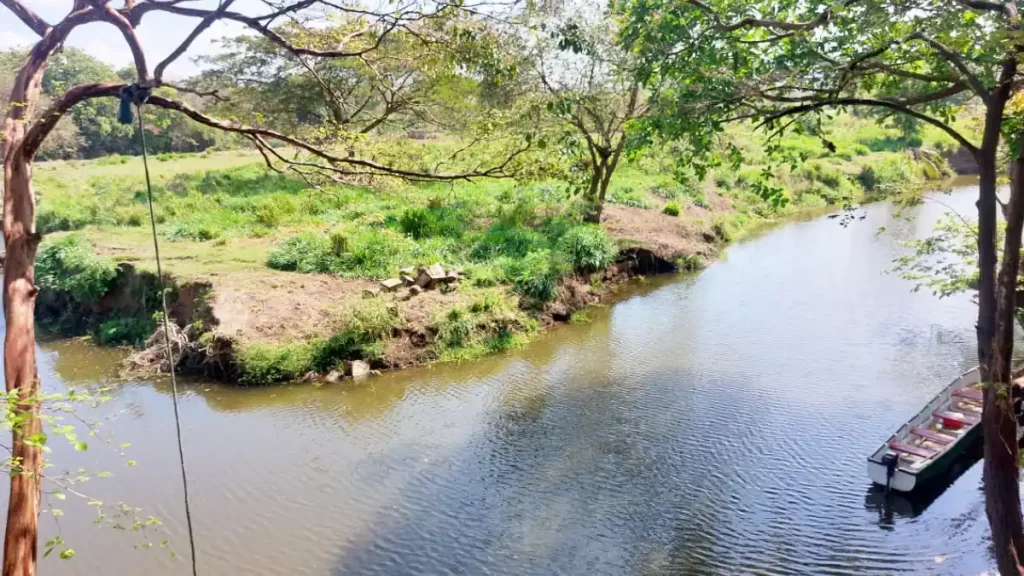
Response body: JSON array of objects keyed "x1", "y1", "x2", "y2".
[{"x1": 867, "y1": 367, "x2": 983, "y2": 492}]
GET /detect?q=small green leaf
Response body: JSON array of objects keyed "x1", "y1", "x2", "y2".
[{"x1": 59, "y1": 549, "x2": 75, "y2": 560}]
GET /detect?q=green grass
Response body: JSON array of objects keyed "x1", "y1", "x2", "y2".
[{"x1": 31, "y1": 111, "x2": 959, "y2": 382}]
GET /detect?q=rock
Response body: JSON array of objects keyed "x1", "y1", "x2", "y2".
[
  {"x1": 443, "y1": 272, "x2": 460, "y2": 284},
  {"x1": 380, "y1": 278, "x2": 404, "y2": 292},
  {"x1": 425, "y1": 262, "x2": 446, "y2": 279},
  {"x1": 362, "y1": 288, "x2": 381, "y2": 298},
  {"x1": 414, "y1": 270, "x2": 433, "y2": 288},
  {"x1": 401, "y1": 274, "x2": 416, "y2": 286},
  {"x1": 324, "y1": 370, "x2": 343, "y2": 384},
  {"x1": 346, "y1": 360, "x2": 371, "y2": 380},
  {"x1": 400, "y1": 266, "x2": 416, "y2": 276},
  {"x1": 409, "y1": 285, "x2": 423, "y2": 296},
  {"x1": 397, "y1": 289, "x2": 413, "y2": 301}
]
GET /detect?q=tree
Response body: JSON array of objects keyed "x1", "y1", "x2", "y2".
[
  {"x1": 0, "y1": 1, "x2": 526, "y2": 574},
  {"x1": 535, "y1": 10, "x2": 648, "y2": 222},
  {"x1": 199, "y1": 16, "x2": 498, "y2": 138},
  {"x1": 617, "y1": 0, "x2": 1024, "y2": 572}
]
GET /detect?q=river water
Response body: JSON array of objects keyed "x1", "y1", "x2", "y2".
[{"x1": 8, "y1": 182, "x2": 1001, "y2": 575}]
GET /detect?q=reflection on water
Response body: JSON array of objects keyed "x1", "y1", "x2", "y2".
[{"x1": 3, "y1": 181, "x2": 1003, "y2": 575}]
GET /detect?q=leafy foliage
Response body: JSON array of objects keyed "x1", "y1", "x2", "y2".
[
  {"x1": 36, "y1": 235, "x2": 118, "y2": 304},
  {"x1": 558, "y1": 225, "x2": 617, "y2": 272}
]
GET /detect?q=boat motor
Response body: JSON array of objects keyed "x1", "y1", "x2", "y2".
[{"x1": 881, "y1": 452, "x2": 899, "y2": 492}]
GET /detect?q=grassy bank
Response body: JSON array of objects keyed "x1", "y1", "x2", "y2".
[{"x1": 33, "y1": 115, "x2": 955, "y2": 385}]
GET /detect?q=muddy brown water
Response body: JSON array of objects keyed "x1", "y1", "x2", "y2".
[{"x1": 3, "y1": 182, "x2": 1005, "y2": 575}]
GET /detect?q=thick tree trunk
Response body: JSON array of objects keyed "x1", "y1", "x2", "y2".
[
  {"x1": 2, "y1": 35, "x2": 55, "y2": 576},
  {"x1": 977, "y1": 56, "x2": 1024, "y2": 576},
  {"x1": 987, "y1": 149, "x2": 1024, "y2": 575},
  {"x1": 1, "y1": 124, "x2": 42, "y2": 576}
]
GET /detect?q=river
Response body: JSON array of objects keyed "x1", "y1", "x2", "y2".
[{"x1": 7, "y1": 182, "x2": 1000, "y2": 575}]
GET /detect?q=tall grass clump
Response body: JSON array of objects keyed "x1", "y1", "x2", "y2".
[
  {"x1": 558, "y1": 225, "x2": 617, "y2": 272},
  {"x1": 36, "y1": 235, "x2": 118, "y2": 304},
  {"x1": 504, "y1": 250, "x2": 565, "y2": 302}
]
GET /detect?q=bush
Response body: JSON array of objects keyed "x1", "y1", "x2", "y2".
[
  {"x1": 463, "y1": 262, "x2": 507, "y2": 287},
  {"x1": 267, "y1": 233, "x2": 327, "y2": 272},
  {"x1": 433, "y1": 305, "x2": 475, "y2": 351},
  {"x1": 96, "y1": 316, "x2": 155, "y2": 347},
  {"x1": 505, "y1": 250, "x2": 563, "y2": 302},
  {"x1": 471, "y1": 221, "x2": 548, "y2": 260},
  {"x1": 662, "y1": 202, "x2": 681, "y2": 217},
  {"x1": 398, "y1": 205, "x2": 470, "y2": 239},
  {"x1": 36, "y1": 235, "x2": 118, "y2": 304},
  {"x1": 607, "y1": 186, "x2": 653, "y2": 209},
  {"x1": 342, "y1": 298, "x2": 404, "y2": 341},
  {"x1": 557, "y1": 225, "x2": 616, "y2": 272},
  {"x1": 237, "y1": 343, "x2": 312, "y2": 386},
  {"x1": 858, "y1": 155, "x2": 923, "y2": 197},
  {"x1": 649, "y1": 181, "x2": 682, "y2": 199}
]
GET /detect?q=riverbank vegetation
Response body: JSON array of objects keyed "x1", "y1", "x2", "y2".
[{"x1": 33, "y1": 110, "x2": 953, "y2": 385}]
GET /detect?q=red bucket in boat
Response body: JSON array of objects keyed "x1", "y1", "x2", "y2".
[{"x1": 939, "y1": 416, "x2": 965, "y2": 430}]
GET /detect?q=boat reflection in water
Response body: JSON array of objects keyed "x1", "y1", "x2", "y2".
[{"x1": 864, "y1": 438, "x2": 982, "y2": 529}]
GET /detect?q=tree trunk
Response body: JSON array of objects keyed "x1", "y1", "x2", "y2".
[
  {"x1": 2, "y1": 38, "x2": 54, "y2": 576},
  {"x1": 987, "y1": 145, "x2": 1024, "y2": 575},
  {"x1": 1, "y1": 125, "x2": 42, "y2": 576},
  {"x1": 583, "y1": 161, "x2": 605, "y2": 223}
]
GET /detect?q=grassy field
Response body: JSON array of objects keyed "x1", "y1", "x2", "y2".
[{"x1": 32, "y1": 115, "x2": 957, "y2": 384}]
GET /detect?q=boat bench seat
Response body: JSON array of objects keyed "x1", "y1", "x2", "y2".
[
  {"x1": 911, "y1": 427, "x2": 955, "y2": 445},
  {"x1": 933, "y1": 410, "x2": 980, "y2": 426},
  {"x1": 889, "y1": 440, "x2": 938, "y2": 459},
  {"x1": 953, "y1": 388, "x2": 983, "y2": 402}
]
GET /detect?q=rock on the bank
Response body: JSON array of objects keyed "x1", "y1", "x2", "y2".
[{"x1": 346, "y1": 360, "x2": 371, "y2": 380}]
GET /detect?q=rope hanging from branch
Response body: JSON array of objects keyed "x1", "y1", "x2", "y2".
[{"x1": 120, "y1": 83, "x2": 199, "y2": 576}]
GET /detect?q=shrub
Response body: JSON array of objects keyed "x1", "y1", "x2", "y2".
[
  {"x1": 649, "y1": 180, "x2": 682, "y2": 199},
  {"x1": 557, "y1": 225, "x2": 616, "y2": 272},
  {"x1": 858, "y1": 155, "x2": 923, "y2": 197},
  {"x1": 237, "y1": 343, "x2": 312, "y2": 386},
  {"x1": 96, "y1": 316, "x2": 155, "y2": 347},
  {"x1": 338, "y1": 228, "x2": 415, "y2": 278},
  {"x1": 267, "y1": 233, "x2": 327, "y2": 272},
  {"x1": 662, "y1": 202, "x2": 681, "y2": 217},
  {"x1": 398, "y1": 205, "x2": 470, "y2": 239},
  {"x1": 463, "y1": 262, "x2": 507, "y2": 287},
  {"x1": 471, "y1": 221, "x2": 548, "y2": 260},
  {"x1": 341, "y1": 298, "x2": 404, "y2": 341},
  {"x1": 36, "y1": 235, "x2": 118, "y2": 304},
  {"x1": 607, "y1": 186, "x2": 653, "y2": 209},
  {"x1": 433, "y1": 305, "x2": 475, "y2": 351},
  {"x1": 505, "y1": 250, "x2": 563, "y2": 302},
  {"x1": 690, "y1": 193, "x2": 709, "y2": 209}
]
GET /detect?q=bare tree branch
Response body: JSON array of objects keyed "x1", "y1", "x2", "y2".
[
  {"x1": 0, "y1": 0, "x2": 50, "y2": 36},
  {"x1": 96, "y1": 2, "x2": 149, "y2": 80},
  {"x1": 154, "y1": 0, "x2": 236, "y2": 81}
]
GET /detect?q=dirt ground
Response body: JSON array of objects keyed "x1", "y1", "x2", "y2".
[{"x1": 198, "y1": 201, "x2": 726, "y2": 352}]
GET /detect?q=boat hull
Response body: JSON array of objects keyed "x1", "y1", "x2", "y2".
[{"x1": 866, "y1": 367, "x2": 983, "y2": 493}]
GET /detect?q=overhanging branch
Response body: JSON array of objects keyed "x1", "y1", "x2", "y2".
[
  {"x1": 759, "y1": 97, "x2": 980, "y2": 156},
  {"x1": 0, "y1": 0, "x2": 50, "y2": 37}
]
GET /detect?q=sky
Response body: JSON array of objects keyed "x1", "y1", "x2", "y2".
[{"x1": 0, "y1": 0, "x2": 267, "y2": 78}]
